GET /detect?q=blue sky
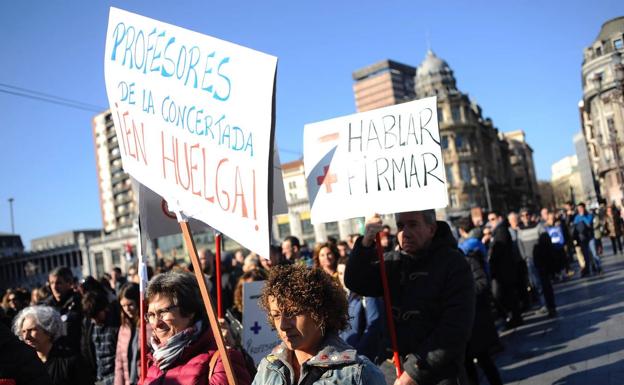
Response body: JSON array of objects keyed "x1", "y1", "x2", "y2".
[{"x1": 1, "y1": 0, "x2": 622, "y2": 248}]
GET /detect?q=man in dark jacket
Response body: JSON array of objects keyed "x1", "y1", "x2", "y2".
[
  {"x1": 489, "y1": 213, "x2": 524, "y2": 328},
  {"x1": 43, "y1": 267, "x2": 83, "y2": 351},
  {"x1": 80, "y1": 291, "x2": 118, "y2": 385},
  {"x1": 345, "y1": 210, "x2": 475, "y2": 385}
]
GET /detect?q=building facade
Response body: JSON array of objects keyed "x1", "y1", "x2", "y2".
[
  {"x1": 502, "y1": 130, "x2": 540, "y2": 208},
  {"x1": 574, "y1": 131, "x2": 599, "y2": 205},
  {"x1": 580, "y1": 16, "x2": 624, "y2": 206},
  {"x1": 352, "y1": 60, "x2": 416, "y2": 112},
  {"x1": 551, "y1": 156, "x2": 584, "y2": 208},
  {"x1": 353, "y1": 51, "x2": 537, "y2": 218},
  {"x1": 93, "y1": 109, "x2": 137, "y2": 233},
  {"x1": 0, "y1": 230, "x2": 100, "y2": 291},
  {"x1": 0, "y1": 233, "x2": 24, "y2": 258}
]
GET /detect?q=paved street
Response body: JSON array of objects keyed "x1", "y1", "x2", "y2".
[{"x1": 495, "y1": 246, "x2": 624, "y2": 385}]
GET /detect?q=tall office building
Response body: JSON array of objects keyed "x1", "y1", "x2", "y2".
[
  {"x1": 92, "y1": 109, "x2": 137, "y2": 233},
  {"x1": 580, "y1": 16, "x2": 624, "y2": 206},
  {"x1": 352, "y1": 59, "x2": 416, "y2": 112}
]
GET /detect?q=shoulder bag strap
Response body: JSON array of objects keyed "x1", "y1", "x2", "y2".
[{"x1": 208, "y1": 351, "x2": 221, "y2": 380}]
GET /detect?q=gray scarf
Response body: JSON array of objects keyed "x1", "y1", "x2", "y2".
[{"x1": 151, "y1": 320, "x2": 202, "y2": 370}]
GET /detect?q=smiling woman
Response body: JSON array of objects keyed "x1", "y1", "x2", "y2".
[
  {"x1": 143, "y1": 271, "x2": 252, "y2": 385},
  {"x1": 253, "y1": 265, "x2": 385, "y2": 385}
]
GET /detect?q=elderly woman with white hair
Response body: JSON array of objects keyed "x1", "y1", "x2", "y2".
[{"x1": 13, "y1": 305, "x2": 94, "y2": 385}]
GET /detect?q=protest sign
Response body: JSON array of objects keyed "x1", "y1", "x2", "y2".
[
  {"x1": 104, "y1": 7, "x2": 278, "y2": 258},
  {"x1": 134, "y1": 179, "x2": 209, "y2": 239},
  {"x1": 242, "y1": 281, "x2": 280, "y2": 365},
  {"x1": 303, "y1": 97, "x2": 447, "y2": 224},
  {"x1": 272, "y1": 147, "x2": 288, "y2": 215}
]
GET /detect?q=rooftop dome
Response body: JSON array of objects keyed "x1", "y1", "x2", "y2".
[
  {"x1": 418, "y1": 50, "x2": 451, "y2": 75},
  {"x1": 596, "y1": 16, "x2": 624, "y2": 42},
  {"x1": 415, "y1": 50, "x2": 458, "y2": 97}
]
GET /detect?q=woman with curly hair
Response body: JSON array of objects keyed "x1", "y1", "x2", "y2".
[
  {"x1": 312, "y1": 242, "x2": 339, "y2": 278},
  {"x1": 253, "y1": 264, "x2": 385, "y2": 385}
]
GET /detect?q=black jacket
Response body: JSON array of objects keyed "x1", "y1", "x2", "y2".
[
  {"x1": 0, "y1": 322, "x2": 51, "y2": 385},
  {"x1": 345, "y1": 221, "x2": 475, "y2": 385},
  {"x1": 464, "y1": 251, "x2": 499, "y2": 357},
  {"x1": 46, "y1": 342, "x2": 94, "y2": 385},
  {"x1": 489, "y1": 222, "x2": 518, "y2": 285},
  {"x1": 43, "y1": 292, "x2": 83, "y2": 352}
]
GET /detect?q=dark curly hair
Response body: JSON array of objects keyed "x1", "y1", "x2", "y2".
[{"x1": 260, "y1": 264, "x2": 349, "y2": 335}]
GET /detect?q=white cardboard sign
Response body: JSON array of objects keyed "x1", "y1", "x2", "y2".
[
  {"x1": 104, "y1": 8, "x2": 277, "y2": 258},
  {"x1": 242, "y1": 281, "x2": 280, "y2": 365},
  {"x1": 303, "y1": 97, "x2": 447, "y2": 224}
]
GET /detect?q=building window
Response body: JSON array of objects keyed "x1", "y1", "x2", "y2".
[
  {"x1": 614, "y1": 39, "x2": 623, "y2": 50},
  {"x1": 451, "y1": 106, "x2": 461, "y2": 122},
  {"x1": 449, "y1": 192, "x2": 458, "y2": 207},
  {"x1": 301, "y1": 219, "x2": 314, "y2": 235},
  {"x1": 596, "y1": 46, "x2": 602, "y2": 56},
  {"x1": 455, "y1": 134, "x2": 464, "y2": 150},
  {"x1": 441, "y1": 136, "x2": 449, "y2": 149},
  {"x1": 607, "y1": 117, "x2": 615, "y2": 133},
  {"x1": 460, "y1": 163, "x2": 471, "y2": 182},
  {"x1": 95, "y1": 252, "x2": 104, "y2": 277},
  {"x1": 288, "y1": 181, "x2": 296, "y2": 189},
  {"x1": 437, "y1": 108, "x2": 444, "y2": 122},
  {"x1": 325, "y1": 221, "x2": 339, "y2": 234},
  {"x1": 445, "y1": 165, "x2": 454, "y2": 186},
  {"x1": 112, "y1": 249, "x2": 121, "y2": 266},
  {"x1": 278, "y1": 223, "x2": 291, "y2": 239}
]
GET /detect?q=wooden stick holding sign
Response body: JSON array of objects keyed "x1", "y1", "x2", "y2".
[
  {"x1": 215, "y1": 232, "x2": 223, "y2": 318},
  {"x1": 375, "y1": 232, "x2": 403, "y2": 377},
  {"x1": 179, "y1": 220, "x2": 238, "y2": 385}
]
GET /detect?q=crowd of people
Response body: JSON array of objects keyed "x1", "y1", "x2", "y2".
[{"x1": 1, "y1": 201, "x2": 623, "y2": 385}]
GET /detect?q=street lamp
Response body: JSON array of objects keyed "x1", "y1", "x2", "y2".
[
  {"x1": 8, "y1": 197, "x2": 14, "y2": 234},
  {"x1": 591, "y1": 50, "x2": 624, "y2": 206}
]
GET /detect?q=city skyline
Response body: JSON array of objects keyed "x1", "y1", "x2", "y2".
[{"x1": 1, "y1": 1, "x2": 623, "y2": 247}]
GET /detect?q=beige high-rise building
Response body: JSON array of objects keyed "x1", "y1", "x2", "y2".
[
  {"x1": 92, "y1": 109, "x2": 137, "y2": 233},
  {"x1": 352, "y1": 60, "x2": 416, "y2": 112},
  {"x1": 581, "y1": 16, "x2": 624, "y2": 206}
]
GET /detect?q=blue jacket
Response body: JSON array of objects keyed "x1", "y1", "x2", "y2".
[
  {"x1": 252, "y1": 334, "x2": 385, "y2": 385},
  {"x1": 340, "y1": 293, "x2": 384, "y2": 363},
  {"x1": 458, "y1": 237, "x2": 490, "y2": 279},
  {"x1": 573, "y1": 213, "x2": 594, "y2": 242}
]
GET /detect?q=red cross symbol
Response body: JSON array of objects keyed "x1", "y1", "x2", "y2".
[{"x1": 316, "y1": 166, "x2": 337, "y2": 193}]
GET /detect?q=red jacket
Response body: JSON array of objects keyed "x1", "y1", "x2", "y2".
[{"x1": 143, "y1": 328, "x2": 251, "y2": 385}]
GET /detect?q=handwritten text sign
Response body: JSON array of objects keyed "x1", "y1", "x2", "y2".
[
  {"x1": 104, "y1": 8, "x2": 277, "y2": 257},
  {"x1": 303, "y1": 97, "x2": 447, "y2": 224},
  {"x1": 242, "y1": 281, "x2": 280, "y2": 365}
]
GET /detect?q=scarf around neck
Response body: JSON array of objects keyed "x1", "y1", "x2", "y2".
[{"x1": 151, "y1": 320, "x2": 203, "y2": 370}]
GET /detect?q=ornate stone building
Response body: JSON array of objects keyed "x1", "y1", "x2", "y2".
[
  {"x1": 503, "y1": 130, "x2": 540, "y2": 208},
  {"x1": 353, "y1": 51, "x2": 540, "y2": 216},
  {"x1": 412, "y1": 51, "x2": 517, "y2": 216},
  {"x1": 580, "y1": 16, "x2": 624, "y2": 206}
]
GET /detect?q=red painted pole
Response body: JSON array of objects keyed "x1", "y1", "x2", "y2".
[
  {"x1": 139, "y1": 293, "x2": 148, "y2": 384},
  {"x1": 375, "y1": 232, "x2": 403, "y2": 377},
  {"x1": 215, "y1": 232, "x2": 223, "y2": 319}
]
